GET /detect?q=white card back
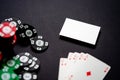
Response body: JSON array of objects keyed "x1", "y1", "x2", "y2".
[{"x1": 59, "y1": 18, "x2": 101, "y2": 45}]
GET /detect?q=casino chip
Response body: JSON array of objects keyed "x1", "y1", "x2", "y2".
[
  {"x1": 4, "y1": 17, "x2": 23, "y2": 30},
  {"x1": 19, "y1": 72, "x2": 37, "y2": 80},
  {"x1": 11, "y1": 35, "x2": 17, "y2": 45},
  {"x1": 0, "y1": 51, "x2": 3, "y2": 61},
  {"x1": 15, "y1": 52, "x2": 33, "y2": 67},
  {"x1": 0, "y1": 22, "x2": 17, "y2": 38},
  {"x1": 30, "y1": 35, "x2": 49, "y2": 52},
  {"x1": 0, "y1": 68, "x2": 19, "y2": 80},
  {"x1": 18, "y1": 24, "x2": 37, "y2": 40},
  {"x1": 4, "y1": 56, "x2": 20, "y2": 71},
  {"x1": 23, "y1": 57, "x2": 40, "y2": 71}
]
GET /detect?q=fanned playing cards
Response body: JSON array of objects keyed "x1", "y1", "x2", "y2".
[{"x1": 58, "y1": 52, "x2": 111, "y2": 80}]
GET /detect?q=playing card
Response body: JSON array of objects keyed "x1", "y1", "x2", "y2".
[
  {"x1": 68, "y1": 52, "x2": 80, "y2": 61},
  {"x1": 58, "y1": 52, "x2": 111, "y2": 80},
  {"x1": 68, "y1": 53, "x2": 111, "y2": 80},
  {"x1": 58, "y1": 52, "x2": 76, "y2": 80},
  {"x1": 59, "y1": 18, "x2": 101, "y2": 45},
  {"x1": 65, "y1": 52, "x2": 86, "y2": 80},
  {"x1": 63, "y1": 52, "x2": 79, "y2": 80},
  {"x1": 58, "y1": 58, "x2": 68, "y2": 80},
  {"x1": 84, "y1": 54, "x2": 111, "y2": 80}
]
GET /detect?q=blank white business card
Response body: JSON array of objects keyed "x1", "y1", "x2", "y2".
[{"x1": 59, "y1": 18, "x2": 101, "y2": 45}]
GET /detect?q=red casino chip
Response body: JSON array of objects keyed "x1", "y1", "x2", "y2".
[
  {"x1": 0, "y1": 51, "x2": 3, "y2": 61},
  {"x1": 0, "y1": 22, "x2": 17, "y2": 38},
  {"x1": 12, "y1": 35, "x2": 17, "y2": 45}
]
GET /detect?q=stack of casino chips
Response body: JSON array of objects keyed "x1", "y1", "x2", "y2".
[
  {"x1": 17, "y1": 23, "x2": 49, "y2": 52},
  {"x1": 0, "y1": 17, "x2": 49, "y2": 80},
  {"x1": 0, "y1": 52, "x2": 40, "y2": 80},
  {"x1": 0, "y1": 18, "x2": 18, "y2": 49},
  {"x1": 0, "y1": 17, "x2": 49, "y2": 52}
]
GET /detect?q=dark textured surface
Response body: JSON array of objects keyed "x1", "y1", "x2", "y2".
[{"x1": 0, "y1": 0, "x2": 120, "y2": 80}]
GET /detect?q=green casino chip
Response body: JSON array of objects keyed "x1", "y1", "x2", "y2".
[
  {"x1": 0, "y1": 70, "x2": 19, "y2": 80},
  {"x1": 2, "y1": 66, "x2": 12, "y2": 72},
  {"x1": 2, "y1": 56, "x2": 20, "y2": 71}
]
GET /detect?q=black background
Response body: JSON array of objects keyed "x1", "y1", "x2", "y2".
[{"x1": 0, "y1": 0, "x2": 120, "y2": 80}]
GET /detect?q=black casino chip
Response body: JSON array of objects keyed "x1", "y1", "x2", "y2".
[
  {"x1": 30, "y1": 35, "x2": 49, "y2": 52},
  {"x1": 19, "y1": 72, "x2": 37, "y2": 80},
  {"x1": 23, "y1": 57, "x2": 40, "y2": 71},
  {"x1": 15, "y1": 52, "x2": 33, "y2": 67},
  {"x1": 17, "y1": 24, "x2": 37, "y2": 40}
]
